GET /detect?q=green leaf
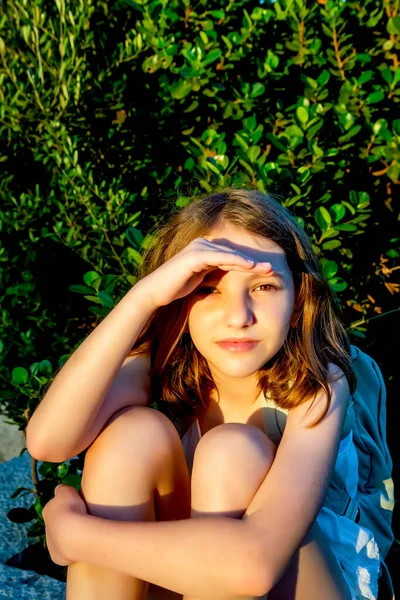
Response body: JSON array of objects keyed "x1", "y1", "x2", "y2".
[
  {"x1": 315, "y1": 206, "x2": 332, "y2": 231},
  {"x1": 357, "y1": 191, "x2": 370, "y2": 208},
  {"x1": 284, "y1": 125, "x2": 304, "y2": 138},
  {"x1": 57, "y1": 463, "x2": 69, "y2": 478},
  {"x1": 322, "y1": 260, "x2": 338, "y2": 279},
  {"x1": 238, "y1": 158, "x2": 255, "y2": 176},
  {"x1": 317, "y1": 70, "x2": 330, "y2": 87},
  {"x1": 62, "y1": 474, "x2": 82, "y2": 490},
  {"x1": 243, "y1": 115, "x2": 257, "y2": 131},
  {"x1": 393, "y1": 67, "x2": 400, "y2": 87},
  {"x1": 127, "y1": 247, "x2": 144, "y2": 265},
  {"x1": 266, "y1": 133, "x2": 287, "y2": 152},
  {"x1": 83, "y1": 271, "x2": 101, "y2": 287},
  {"x1": 200, "y1": 31, "x2": 208, "y2": 45},
  {"x1": 387, "y1": 16, "x2": 400, "y2": 35},
  {"x1": 358, "y1": 70, "x2": 374, "y2": 85},
  {"x1": 387, "y1": 249, "x2": 399, "y2": 258},
  {"x1": 234, "y1": 133, "x2": 249, "y2": 151},
  {"x1": 320, "y1": 228, "x2": 339, "y2": 242},
  {"x1": 296, "y1": 106, "x2": 309, "y2": 124},
  {"x1": 331, "y1": 204, "x2": 346, "y2": 222},
  {"x1": 305, "y1": 76, "x2": 318, "y2": 89},
  {"x1": 214, "y1": 155, "x2": 229, "y2": 169},
  {"x1": 221, "y1": 35, "x2": 232, "y2": 52},
  {"x1": 204, "y1": 159, "x2": 221, "y2": 175},
  {"x1": 171, "y1": 79, "x2": 192, "y2": 99},
  {"x1": 10, "y1": 487, "x2": 34, "y2": 499},
  {"x1": 210, "y1": 9, "x2": 225, "y2": 19},
  {"x1": 335, "y1": 223, "x2": 357, "y2": 231},
  {"x1": 322, "y1": 239, "x2": 341, "y2": 250},
  {"x1": 366, "y1": 90, "x2": 385, "y2": 104},
  {"x1": 350, "y1": 329, "x2": 366, "y2": 339},
  {"x1": 387, "y1": 163, "x2": 400, "y2": 183},
  {"x1": 39, "y1": 462, "x2": 56, "y2": 477},
  {"x1": 98, "y1": 291, "x2": 114, "y2": 309},
  {"x1": 85, "y1": 295, "x2": 102, "y2": 304},
  {"x1": 339, "y1": 125, "x2": 361, "y2": 142},
  {"x1": 12, "y1": 367, "x2": 29, "y2": 385},
  {"x1": 329, "y1": 277, "x2": 347, "y2": 292},
  {"x1": 69, "y1": 284, "x2": 96, "y2": 295},
  {"x1": 349, "y1": 190, "x2": 358, "y2": 206},
  {"x1": 34, "y1": 496, "x2": 44, "y2": 519},
  {"x1": 373, "y1": 119, "x2": 388, "y2": 135},
  {"x1": 126, "y1": 226, "x2": 144, "y2": 249},
  {"x1": 39, "y1": 360, "x2": 53, "y2": 377},
  {"x1": 184, "y1": 101, "x2": 199, "y2": 113},
  {"x1": 250, "y1": 82, "x2": 265, "y2": 98},
  {"x1": 202, "y1": 48, "x2": 222, "y2": 67},
  {"x1": 366, "y1": 8, "x2": 383, "y2": 28},
  {"x1": 247, "y1": 145, "x2": 261, "y2": 162},
  {"x1": 393, "y1": 120, "x2": 400, "y2": 136}
]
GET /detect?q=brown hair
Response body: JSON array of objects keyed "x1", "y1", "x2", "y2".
[{"x1": 128, "y1": 185, "x2": 356, "y2": 429}]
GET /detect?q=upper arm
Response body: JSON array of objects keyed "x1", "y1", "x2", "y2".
[
  {"x1": 76, "y1": 352, "x2": 152, "y2": 455},
  {"x1": 242, "y1": 363, "x2": 350, "y2": 595}
]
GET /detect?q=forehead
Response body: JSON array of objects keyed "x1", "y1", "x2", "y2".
[{"x1": 204, "y1": 223, "x2": 290, "y2": 275}]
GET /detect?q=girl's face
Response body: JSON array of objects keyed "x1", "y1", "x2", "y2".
[{"x1": 185, "y1": 222, "x2": 297, "y2": 385}]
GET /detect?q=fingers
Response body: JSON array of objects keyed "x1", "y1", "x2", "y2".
[
  {"x1": 55, "y1": 484, "x2": 75, "y2": 495},
  {"x1": 196, "y1": 238, "x2": 272, "y2": 270}
]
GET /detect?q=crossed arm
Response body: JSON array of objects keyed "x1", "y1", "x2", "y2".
[{"x1": 46, "y1": 364, "x2": 350, "y2": 599}]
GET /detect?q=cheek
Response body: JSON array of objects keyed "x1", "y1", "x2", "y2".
[{"x1": 187, "y1": 304, "x2": 213, "y2": 332}]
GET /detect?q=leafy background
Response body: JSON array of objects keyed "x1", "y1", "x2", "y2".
[{"x1": 0, "y1": 0, "x2": 399, "y2": 591}]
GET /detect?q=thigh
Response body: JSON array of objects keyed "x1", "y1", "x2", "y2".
[
  {"x1": 81, "y1": 406, "x2": 190, "y2": 600},
  {"x1": 267, "y1": 520, "x2": 352, "y2": 600}
]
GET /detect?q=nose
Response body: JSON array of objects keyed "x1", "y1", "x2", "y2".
[{"x1": 223, "y1": 294, "x2": 255, "y2": 328}]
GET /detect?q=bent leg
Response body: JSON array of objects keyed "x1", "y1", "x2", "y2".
[
  {"x1": 66, "y1": 406, "x2": 191, "y2": 600},
  {"x1": 184, "y1": 423, "x2": 276, "y2": 600},
  {"x1": 183, "y1": 423, "x2": 351, "y2": 600}
]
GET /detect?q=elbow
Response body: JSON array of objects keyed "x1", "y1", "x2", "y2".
[
  {"x1": 26, "y1": 432, "x2": 69, "y2": 463},
  {"x1": 237, "y1": 562, "x2": 269, "y2": 599},
  {"x1": 248, "y1": 563, "x2": 271, "y2": 599},
  {"x1": 234, "y1": 533, "x2": 271, "y2": 598}
]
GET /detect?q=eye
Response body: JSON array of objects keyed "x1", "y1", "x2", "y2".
[
  {"x1": 195, "y1": 287, "x2": 216, "y2": 295},
  {"x1": 195, "y1": 284, "x2": 278, "y2": 295},
  {"x1": 256, "y1": 284, "x2": 278, "y2": 292}
]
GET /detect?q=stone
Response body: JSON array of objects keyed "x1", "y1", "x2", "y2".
[
  {"x1": 0, "y1": 451, "x2": 66, "y2": 598},
  {"x1": 0, "y1": 415, "x2": 26, "y2": 463}
]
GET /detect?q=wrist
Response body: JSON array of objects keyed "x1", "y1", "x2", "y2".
[
  {"x1": 130, "y1": 280, "x2": 159, "y2": 314},
  {"x1": 64, "y1": 512, "x2": 87, "y2": 563}
]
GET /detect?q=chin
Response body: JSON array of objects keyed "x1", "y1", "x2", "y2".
[{"x1": 210, "y1": 357, "x2": 267, "y2": 376}]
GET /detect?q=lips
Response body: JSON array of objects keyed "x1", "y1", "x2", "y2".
[
  {"x1": 216, "y1": 340, "x2": 259, "y2": 352},
  {"x1": 217, "y1": 338, "x2": 258, "y2": 343}
]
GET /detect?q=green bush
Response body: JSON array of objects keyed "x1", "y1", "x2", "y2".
[{"x1": 0, "y1": 0, "x2": 399, "y2": 558}]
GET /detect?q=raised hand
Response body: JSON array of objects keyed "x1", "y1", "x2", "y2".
[{"x1": 135, "y1": 237, "x2": 273, "y2": 311}]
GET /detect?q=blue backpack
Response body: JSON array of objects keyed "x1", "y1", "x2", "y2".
[{"x1": 325, "y1": 345, "x2": 395, "y2": 597}]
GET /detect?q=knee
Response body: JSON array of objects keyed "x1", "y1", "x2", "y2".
[
  {"x1": 193, "y1": 423, "x2": 276, "y2": 475},
  {"x1": 85, "y1": 406, "x2": 180, "y2": 470}
]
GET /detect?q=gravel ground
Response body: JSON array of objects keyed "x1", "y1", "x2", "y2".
[{"x1": 0, "y1": 417, "x2": 66, "y2": 599}]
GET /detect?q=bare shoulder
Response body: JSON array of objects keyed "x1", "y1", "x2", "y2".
[
  {"x1": 327, "y1": 361, "x2": 346, "y2": 381},
  {"x1": 288, "y1": 362, "x2": 349, "y2": 429}
]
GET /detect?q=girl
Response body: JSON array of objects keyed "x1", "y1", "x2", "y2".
[{"x1": 29, "y1": 187, "x2": 382, "y2": 599}]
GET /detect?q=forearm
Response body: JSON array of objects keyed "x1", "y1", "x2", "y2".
[
  {"x1": 26, "y1": 285, "x2": 152, "y2": 461},
  {"x1": 67, "y1": 513, "x2": 263, "y2": 600}
]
